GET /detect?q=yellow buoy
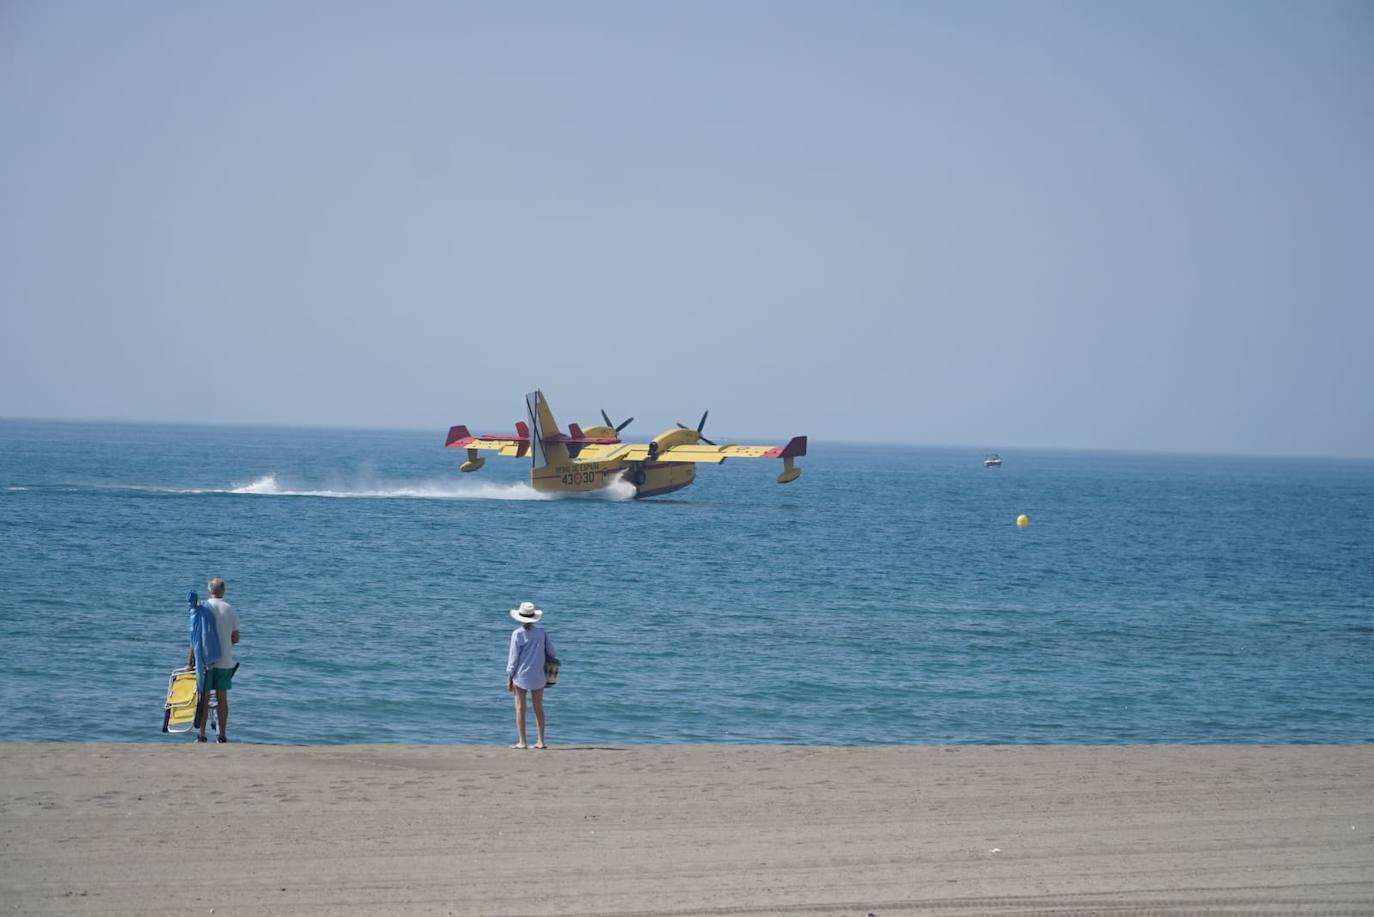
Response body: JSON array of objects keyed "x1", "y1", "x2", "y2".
[{"x1": 1016, "y1": 514, "x2": 1029, "y2": 528}]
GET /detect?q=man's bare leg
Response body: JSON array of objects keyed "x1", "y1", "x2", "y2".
[
  {"x1": 216, "y1": 691, "x2": 229, "y2": 741},
  {"x1": 532, "y1": 689, "x2": 546, "y2": 748},
  {"x1": 512, "y1": 687, "x2": 528, "y2": 748}
]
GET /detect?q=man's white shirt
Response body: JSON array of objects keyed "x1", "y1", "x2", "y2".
[{"x1": 204, "y1": 598, "x2": 240, "y2": 669}]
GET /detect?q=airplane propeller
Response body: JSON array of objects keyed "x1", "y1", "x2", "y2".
[
  {"x1": 676, "y1": 410, "x2": 716, "y2": 446},
  {"x1": 600, "y1": 409, "x2": 634, "y2": 434}
]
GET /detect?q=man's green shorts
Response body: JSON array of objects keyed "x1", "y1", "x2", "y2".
[{"x1": 207, "y1": 667, "x2": 235, "y2": 691}]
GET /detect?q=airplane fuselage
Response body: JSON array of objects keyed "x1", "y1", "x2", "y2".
[{"x1": 530, "y1": 453, "x2": 697, "y2": 498}]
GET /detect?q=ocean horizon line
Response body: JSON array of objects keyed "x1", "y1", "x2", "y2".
[{"x1": 3, "y1": 414, "x2": 1371, "y2": 464}]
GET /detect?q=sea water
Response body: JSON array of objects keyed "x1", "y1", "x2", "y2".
[{"x1": 1, "y1": 419, "x2": 1371, "y2": 745}]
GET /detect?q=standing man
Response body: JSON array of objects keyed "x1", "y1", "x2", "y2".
[{"x1": 187, "y1": 577, "x2": 241, "y2": 743}]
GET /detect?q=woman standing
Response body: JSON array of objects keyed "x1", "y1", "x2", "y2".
[{"x1": 506, "y1": 601, "x2": 555, "y2": 749}]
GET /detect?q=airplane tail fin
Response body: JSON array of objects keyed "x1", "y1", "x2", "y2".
[{"x1": 525, "y1": 390, "x2": 564, "y2": 469}]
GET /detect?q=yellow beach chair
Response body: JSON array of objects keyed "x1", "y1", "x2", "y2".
[{"x1": 161, "y1": 667, "x2": 200, "y2": 733}]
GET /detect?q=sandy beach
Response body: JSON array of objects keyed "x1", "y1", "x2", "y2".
[{"x1": 1, "y1": 743, "x2": 1370, "y2": 915}]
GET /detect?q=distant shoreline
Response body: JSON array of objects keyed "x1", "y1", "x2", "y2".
[
  {"x1": 4, "y1": 742, "x2": 1370, "y2": 915},
  {"x1": 7, "y1": 737, "x2": 1374, "y2": 747}
]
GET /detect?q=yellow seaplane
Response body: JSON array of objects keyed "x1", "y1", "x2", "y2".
[{"x1": 446, "y1": 390, "x2": 807, "y2": 499}]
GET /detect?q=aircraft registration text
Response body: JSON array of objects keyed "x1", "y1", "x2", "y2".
[{"x1": 556, "y1": 464, "x2": 611, "y2": 486}]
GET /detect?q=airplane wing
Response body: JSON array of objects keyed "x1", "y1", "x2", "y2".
[
  {"x1": 575, "y1": 436, "x2": 807, "y2": 465},
  {"x1": 569, "y1": 442, "x2": 639, "y2": 462},
  {"x1": 654, "y1": 437, "x2": 808, "y2": 464}
]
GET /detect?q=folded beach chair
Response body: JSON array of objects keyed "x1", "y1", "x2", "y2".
[{"x1": 162, "y1": 667, "x2": 200, "y2": 733}]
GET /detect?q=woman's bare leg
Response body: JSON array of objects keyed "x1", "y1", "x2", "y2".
[
  {"x1": 532, "y1": 689, "x2": 546, "y2": 748},
  {"x1": 512, "y1": 687, "x2": 528, "y2": 748}
]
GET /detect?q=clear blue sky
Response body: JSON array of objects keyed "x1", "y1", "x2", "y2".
[{"x1": 3, "y1": 2, "x2": 1371, "y2": 456}]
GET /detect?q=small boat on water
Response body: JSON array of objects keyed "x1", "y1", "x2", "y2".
[{"x1": 984, "y1": 454, "x2": 1002, "y2": 467}]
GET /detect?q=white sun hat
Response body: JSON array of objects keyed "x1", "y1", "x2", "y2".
[{"x1": 510, "y1": 601, "x2": 543, "y2": 624}]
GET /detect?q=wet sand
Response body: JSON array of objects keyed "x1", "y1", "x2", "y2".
[{"x1": 1, "y1": 743, "x2": 1370, "y2": 915}]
